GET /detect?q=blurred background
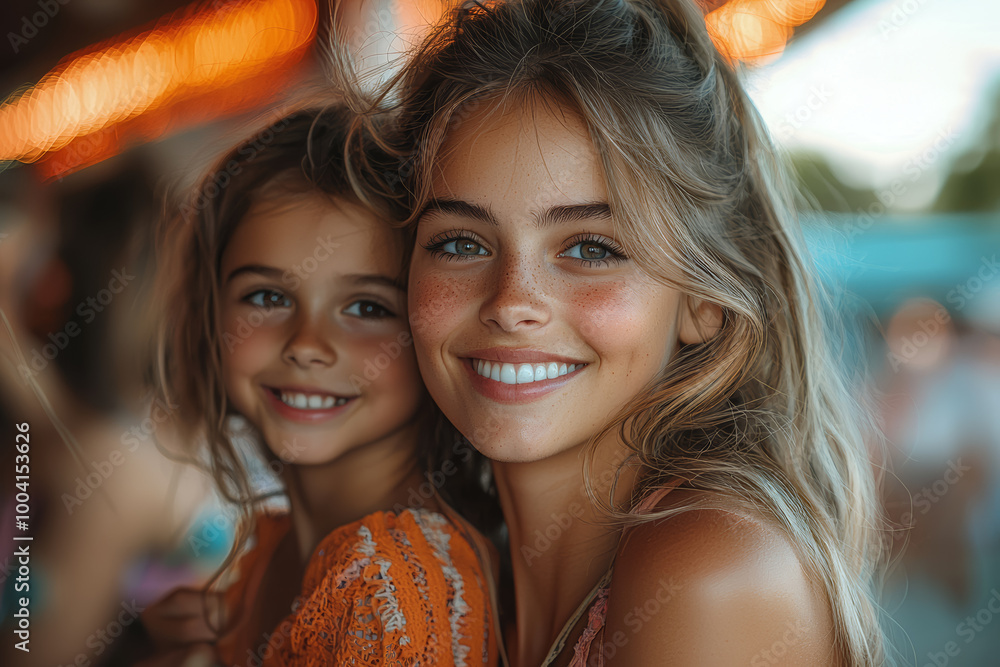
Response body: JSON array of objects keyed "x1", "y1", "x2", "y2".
[{"x1": 0, "y1": 0, "x2": 997, "y2": 665}]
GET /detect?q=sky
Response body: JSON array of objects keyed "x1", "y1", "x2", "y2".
[{"x1": 746, "y1": 0, "x2": 1000, "y2": 204}]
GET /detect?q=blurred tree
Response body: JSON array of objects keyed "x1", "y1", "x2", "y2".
[
  {"x1": 788, "y1": 80, "x2": 1000, "y2": 217},
  {"x1": 790, "y1": 151, "x2": 878, "y2": 213},
  {"x1": 932, "y1": 83, "x2": 1000, "y2": 213}
]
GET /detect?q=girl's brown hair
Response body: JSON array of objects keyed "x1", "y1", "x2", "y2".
[
  {"x1": 151, "y1": 104, "x2": 499, "y2": 631},
  {"x1": 353, "y1": 0, "x2": 889, "y2": 663}
]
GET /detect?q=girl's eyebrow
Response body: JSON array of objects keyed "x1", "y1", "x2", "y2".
[
  {"x1": 420, "y1": 198, "x2": 610, "y2": 229},
  {"x1": 225, "y1": 264, "x2": 283, "y2": 284},
  {"x1": 344, "y1": 274, "x2": 405, "y2": 291}
]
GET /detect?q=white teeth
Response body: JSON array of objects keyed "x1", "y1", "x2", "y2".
[
  {"x1": 472, "y1": 359, "x2": 584, "y2": 385},
  {"x1": 516, "y1": 364, "x2": 534, "y2": 384},
  {"x1": 279, "y1": 391, "x2": 350, "y2": 410},
  {"x1": 500, "y1": 364, "x2": 518, "y2": 385}
]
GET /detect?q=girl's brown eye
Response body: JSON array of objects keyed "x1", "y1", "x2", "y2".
[
  {"x1": 244, "y1": 289, "x2": 292, "y2": 309},
  {"x1": 580, "y1": 243, "x2": 607, "y2": 260},
  {"x1": 345, "y1": 300, "x2": 394, "y2": 319}
]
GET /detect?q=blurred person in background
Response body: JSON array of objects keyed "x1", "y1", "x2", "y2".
[
  {"x1": 877, "y1": 295, "x2": 1000, "y2": 665},
  {"x1": 0, "y1": 161, "x2": 214, "y2": 667}
]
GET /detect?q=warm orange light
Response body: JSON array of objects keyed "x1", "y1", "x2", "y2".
[
  {"x1": 706, "y1": 0, "x2": 825, "y2": 64},
  {"x1": 393, "y1": 0, "x2": 448, "y2": 47},
  {"x1": 0, "y1": 0, "x2": 317, "y2": 169}
]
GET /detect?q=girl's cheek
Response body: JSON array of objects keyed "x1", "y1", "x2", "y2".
[
  {"x1": 220, "y1": 311, "x2": 285, "y2": 368},
  {"x1": 343, "y1": 329, "x2": 423, "y2": 400}
]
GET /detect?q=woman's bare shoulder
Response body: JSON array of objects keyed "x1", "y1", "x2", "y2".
[{"x1": 603, "y1": 490, "x2": 838, "y2": 666}]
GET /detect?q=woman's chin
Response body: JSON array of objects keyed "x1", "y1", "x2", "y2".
[{"x1": 464, "y1": 433, "x2": 580, "y2": 465}]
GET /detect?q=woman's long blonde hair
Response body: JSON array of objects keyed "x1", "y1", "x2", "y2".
[{"x1": 351, "y1": 0, "x2": 889, "y2": 663}]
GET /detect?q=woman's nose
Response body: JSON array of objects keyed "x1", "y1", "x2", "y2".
[{"x1": 479, "y1": 254, "x2": 551, "y2": 333}]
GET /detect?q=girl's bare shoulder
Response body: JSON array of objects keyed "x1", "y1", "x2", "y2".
[{"x1": 604, "y1": 490, "x2": 838, "y2": 666}]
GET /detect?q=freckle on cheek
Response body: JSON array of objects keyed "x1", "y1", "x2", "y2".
[
  {"x1": 412, "y1": 278, "x2": 474, "y2": 334},
  {"x1": 572, "y1": 283, "x2": 634, "y2": 339}
]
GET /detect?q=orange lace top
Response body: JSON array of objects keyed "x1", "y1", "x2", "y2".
[{"x1": 216, "y1": 508, "x2": 497, "y2": 667}]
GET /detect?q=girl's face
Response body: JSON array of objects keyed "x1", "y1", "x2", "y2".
[
  {"x1": 220, "y1": 192, "x2": 422, "y2": 465},
  {"x1": 409, "y1": 100, "x2": 702, "y2": 462}
]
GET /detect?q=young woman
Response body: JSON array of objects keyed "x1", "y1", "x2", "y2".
[
  {"x1": 141, "y1": 105, "x2": 499, "y2": 666},
  {"x1": 354, "y1": 0, "x2": 888, "y2": 664}
]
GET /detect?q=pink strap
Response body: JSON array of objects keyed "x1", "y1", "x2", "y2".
[
  {"x1": 634, "y1": 478, "x2": 684, "y2": 513},
  {"x1": 561, "y1": 480, "x2": 686, "y2": 667}
]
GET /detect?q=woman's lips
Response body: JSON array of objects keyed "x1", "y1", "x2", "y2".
[
  {"x1": 463, "y1": 347, "x2": 586, "y2": 365},
  {"x1": 461, "y1": 357, "x2": 585, "y2": 404}
]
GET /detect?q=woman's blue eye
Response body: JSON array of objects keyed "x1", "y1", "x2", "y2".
[
  {"x1": 563, "y1": 241, "x2": 609, "y2": 261},
  {"x1": 442, "y1": 238, "x2": 488, "y2": 256},
  {"x1": 245, "y1": 290, "x2": 292, "y2": 308},
  {"x1": 422, "y1": 231, "x2": 490, "y2": 261},
  {"x1": 344, "y1": 300, "x2": 393, "y2": 318}
]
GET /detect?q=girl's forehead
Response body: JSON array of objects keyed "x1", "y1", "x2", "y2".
[{"x1": 222, "y1": 192, "x2": 403, "y2": 279}]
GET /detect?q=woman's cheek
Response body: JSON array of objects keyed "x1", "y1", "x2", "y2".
[
  {"x1": 408, "y1": 273, "x2": 476, "y2": 346},
  {"x1": 569, "y1": 278, "x2": 675, "y2": 387},
  {"x1": 567, "y1": 279, "x2": 644, "y2": 348}
]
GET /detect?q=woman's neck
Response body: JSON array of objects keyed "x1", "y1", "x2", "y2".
[
  {"x1": 493, "y1": 437, "x2": 638, "y2": 667},
  {"x1": 279, "y1": 419, "x2": 432, "y2": 564}
]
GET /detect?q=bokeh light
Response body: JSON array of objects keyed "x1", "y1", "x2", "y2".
[
  {"x1": 707, "y1": 0, "x2": 826, "y2": 63},
  {"x1": 0, "y1": 0, "x2": 317, "y2": 178}
]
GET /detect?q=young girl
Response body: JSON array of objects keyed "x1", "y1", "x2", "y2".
[
  {"x1": 142, "y1": 105, "x2": 500, "y2": 666},
  {"x1": 357, "y1": 0, "x2": 888, "y2": 664}
]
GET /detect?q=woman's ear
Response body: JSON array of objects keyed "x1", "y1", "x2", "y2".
[{"x1": 678, "y1": 296, "x2": 723, "y2": 345}]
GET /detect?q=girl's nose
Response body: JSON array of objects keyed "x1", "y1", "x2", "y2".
[{"x1": 282, "y1": 314, "x2": 337, "y2": 368}]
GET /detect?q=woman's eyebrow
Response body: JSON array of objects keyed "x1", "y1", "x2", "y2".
[
  {"x1": 420, "y1": 198, "x2": 610, "y2": 229},
  {"x1": 225, "y1": 264, "x2": 283, "y2": 284},
  {"x1": 420, "y1": 198, "x2": 499, "y2": 226},
  {"x1": 539, "y1": 203, "x2": 610, "y2": 228}
]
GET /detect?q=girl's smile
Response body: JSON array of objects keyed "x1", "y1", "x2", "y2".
[
  {"x1": 261, "y1": 384, "x2": 358, "y2": 423},
  {"x1": 220, "y1": 191, "x2": 423, "y2": 465}
]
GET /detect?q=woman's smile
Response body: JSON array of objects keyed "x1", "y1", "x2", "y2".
[
  {"x1": 408, "y1": 98, "x2": 692, "y2": 462},
  {"x1": 462, "y1": 350, "x2": 589, "y2": 404}
]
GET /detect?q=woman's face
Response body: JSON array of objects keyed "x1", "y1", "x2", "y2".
[
  {"x1": 220, "y1": 192, "x2": 423, "y2": 465},
  {"x1": 409, "y1": 99, "x2": 700, "y2": 462}
]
